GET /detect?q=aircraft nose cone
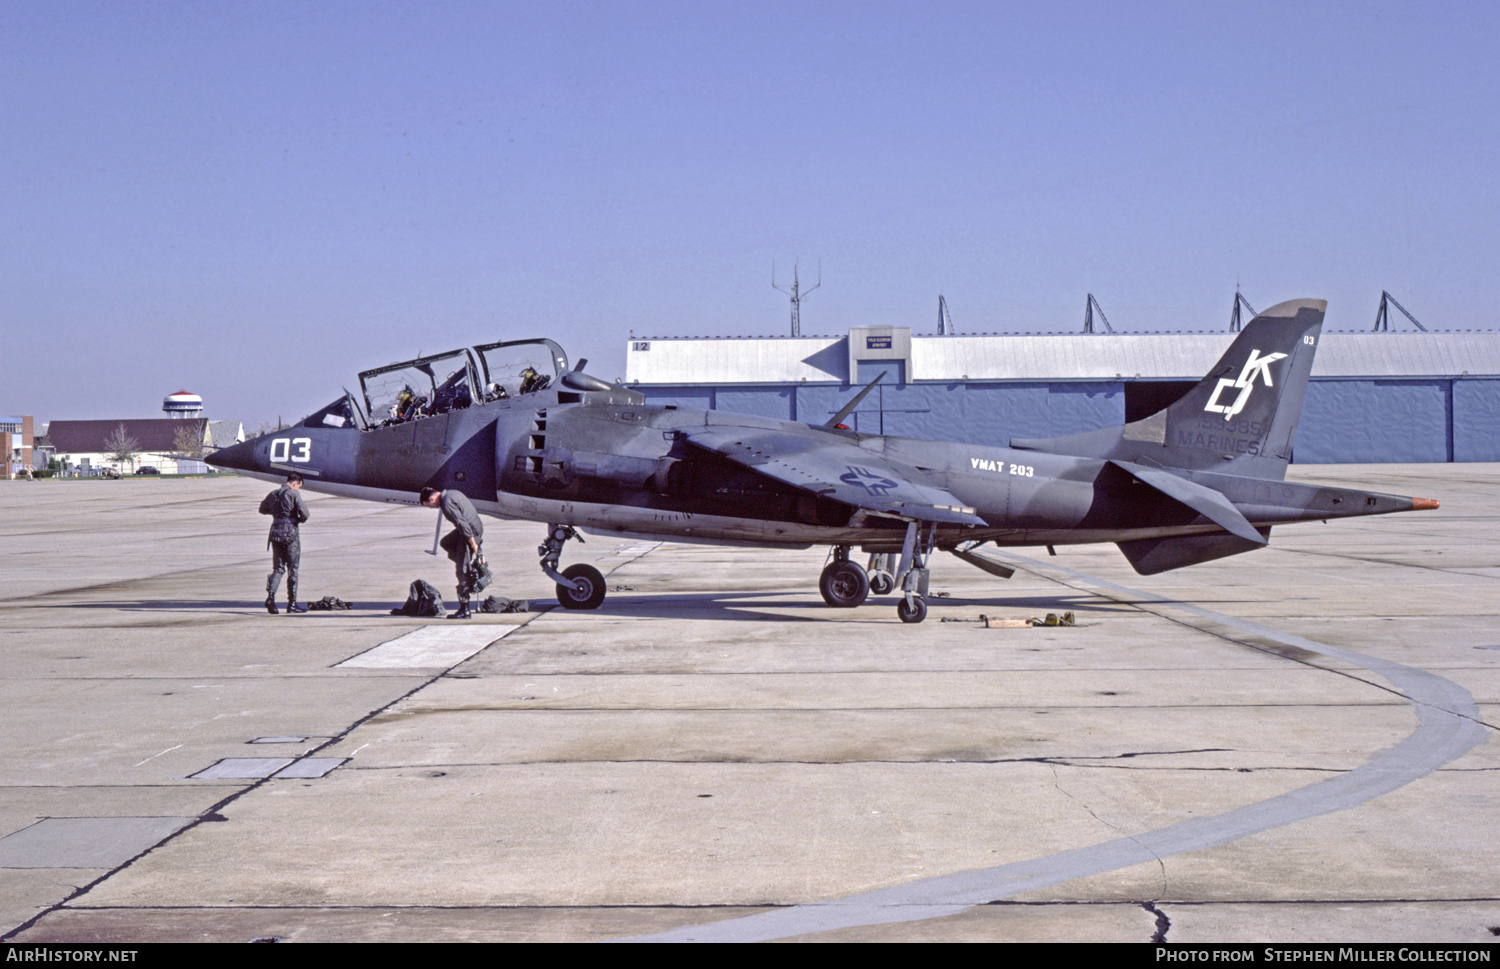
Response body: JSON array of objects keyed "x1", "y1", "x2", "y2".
[{"x1": 207, "y1": 438, "x2": 261, "y2": 474}]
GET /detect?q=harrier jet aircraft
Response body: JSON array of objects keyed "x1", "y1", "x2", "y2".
[{"x1": 209, "y1": 299, "x2": 1437, "y2": 622}]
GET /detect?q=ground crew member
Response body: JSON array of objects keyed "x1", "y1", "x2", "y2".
[
  {"x1": 420, "y1": 486, "x2": 484, "y2": 619},
  {"x1": 259, "y1": 472, "x2": 310, "y2": 614}
]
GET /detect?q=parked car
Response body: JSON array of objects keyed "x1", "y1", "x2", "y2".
[{"x1": 135, "y1": 466, "x2": 160, "y2": 475}]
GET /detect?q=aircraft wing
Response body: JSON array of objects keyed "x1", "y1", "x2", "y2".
[{"x1": 681, "y1": 426, "x2": 987, "y2": 526}]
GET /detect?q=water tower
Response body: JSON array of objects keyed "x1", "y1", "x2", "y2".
[{"x1": 163, "y1": 390, "x2": 203, "y2": 419}]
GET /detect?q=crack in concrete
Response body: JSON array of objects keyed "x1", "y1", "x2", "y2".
[
  {"x1": 1047, "y1": 763, "x2": 1172, "y2": 904},
  {"x1": 327, "y1": 759, "x2": 1355, "y2": 772},
  {"x1": 1278, "y1": 546, "x2": 1500, "y2": 580},
  {"x1": 1143, "y1": 901, "x2": 1170, "y2": 943}
]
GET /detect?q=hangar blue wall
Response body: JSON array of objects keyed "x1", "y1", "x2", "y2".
[
  {"x1": 636, "y1": 377, "x2": 1499, "y2": 463},
  {"x1": 1295, "y1": 380, "x2": 1452, "y2": 463},
  {"x1": 1452, "y1": 379, "x2": 1500, "y2": 461}
]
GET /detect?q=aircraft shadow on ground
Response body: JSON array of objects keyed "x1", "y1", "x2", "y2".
[
  {"x1": 44, "y1": 591, "x2": 1102, "y2": 623},
  {"x1": 555, "y1": 589, "x2": 1113, "y2": 623},
  {"x1": 52, "y1": 590, "x2": 1274, "y2": 624},
  {"x1": 56, "y1": 599, "x2": 376, "y2": 615}
]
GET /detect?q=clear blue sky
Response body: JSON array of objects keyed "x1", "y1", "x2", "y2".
[{"x1": 4, "y1": 0, "x2": 1497, "y2": 426}]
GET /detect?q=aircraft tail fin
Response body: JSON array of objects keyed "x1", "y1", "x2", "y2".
[{"x1": 1011, "y1": 299, "x2": 1325, "y2": 480}]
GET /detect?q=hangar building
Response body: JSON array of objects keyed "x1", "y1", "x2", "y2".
[{"x1": 624, "y1": 327, "x2": 1500, "y2": 463}]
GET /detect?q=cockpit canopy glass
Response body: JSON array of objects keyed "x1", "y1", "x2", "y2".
[
  {"x1": 360, "y1": 348, "x2": 477, "y2": 427},
  {"x1": 303, "y1": 394, "x2": 358, "y2": 430},
  {"x1": 335, "y1": 340, "x2": 570, "y2": 431},
  {"x1": 474, "y1": 339, "x2": 568, "y2": 401}
]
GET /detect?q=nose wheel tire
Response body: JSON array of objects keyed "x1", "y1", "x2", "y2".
[
  {"x1": 896, "y1": 595, "x2": 928, "y2": 624},
  {"x1": 868, "y1": 571, "x2": 895, "y2": 595},
  {"x1": 819, "y1": 560, "x2": 870, "y2": 608},
  {"x1": 557, "y1": 563, "x2": 606, "y2": 610}
]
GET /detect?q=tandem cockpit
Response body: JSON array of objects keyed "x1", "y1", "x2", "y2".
[{"x1": 300, "y1": 339, "x2": 572, "y2": 431}]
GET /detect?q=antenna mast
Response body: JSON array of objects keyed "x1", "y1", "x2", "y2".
[
  {"x1": 773, "y1": 260, "x2": 821, "y2": 337},
  {"x1": 1373, "y1": 291, "x2": 1428, "y2": 331},
  {"x1": 1083, "y1": 294, "x2": 1114, "y2": 333},
  {"x1": 1230, "y1": 285, "x2": 1258, "y2": 332}
]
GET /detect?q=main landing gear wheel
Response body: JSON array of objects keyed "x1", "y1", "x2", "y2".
[
  {"x1": 557, "y1": 563, "x2": 606, "y2": 610},
  {"x1": 819, "y1": 560, "x2": 870, "y2": 608},
  {"x1": 897, "y1": 595, "x2": 928, "y2": 624}
]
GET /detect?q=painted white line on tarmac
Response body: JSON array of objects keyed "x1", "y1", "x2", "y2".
[{"x1": 337, "y1": 626, "x2": 512, "y2": 669}]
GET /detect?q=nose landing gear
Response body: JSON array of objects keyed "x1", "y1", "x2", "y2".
[
  {"x1": 540, "y1": 524, "x2": 606, "y2": 610},
  {"x1": 557, "y1": 563, "x2": 606, "y2": 610}
]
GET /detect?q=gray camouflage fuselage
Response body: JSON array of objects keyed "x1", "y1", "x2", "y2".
[{"x1": 210, "y1": 299, "x2": 1431, "y2": 584}]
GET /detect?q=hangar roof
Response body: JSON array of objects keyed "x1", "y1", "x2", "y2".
[
  {"x1": 627, "y1": 336, "x2": 844, "y2": 384},
  {"x1": 624, "y1": 331, "x2": 1500, "y2": 384},
  {"x1": 47, "y1": 419, "x2": 207, "y2": 454}
]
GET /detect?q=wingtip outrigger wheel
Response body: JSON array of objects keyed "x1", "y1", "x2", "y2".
[{"x1": 539, "y1": 523, "x2": 606, "y2": 610}]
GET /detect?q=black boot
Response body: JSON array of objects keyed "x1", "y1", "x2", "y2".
[
  {"x1": 265, "y1": 597, "x2": 278, "y2": 615},
  {"x1": 448, "y1": 597, "x2": 472, "y2": 620},
  {"x1": 286, "y1": 575, "x2": 306, "y2": 613}
]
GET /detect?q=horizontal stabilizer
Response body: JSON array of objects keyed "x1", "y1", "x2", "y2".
[
  {"x1": 949, "y1": 546, "x2": 1016, "y2": 579},
  {"x1": 1118, "y1": 528, "x2": 1272, "y2": 575},
  {"x1": 1110, "y1": 460, "x2": 1265, "y2": 545}
]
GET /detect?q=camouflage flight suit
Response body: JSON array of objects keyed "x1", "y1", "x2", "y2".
[{"x1": 260, "y1": 484, "x2": 310, "y2": 610}]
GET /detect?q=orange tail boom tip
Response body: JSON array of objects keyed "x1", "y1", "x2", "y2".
[{"x1": 1413, "y1": 498, "x2": 1440, "y2": 510}]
